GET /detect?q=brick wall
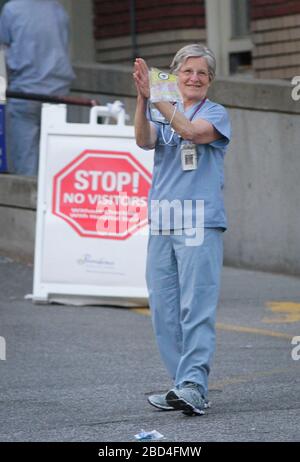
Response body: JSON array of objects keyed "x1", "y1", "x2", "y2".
[
  {"x1": 251, "y1": 0, "x2": 300, "y2": 78},
  {"x1": 251, "y1": 0, "x2": 300, "y2": 20},
  {"x1": 93, "y1": 0, "x2": 205, "y2": 39},
  {"x1": 92, "y1": 0, "x2": 300, "y2": 78},
  {"x1": 93, "y1": 0, "x2": 206, "y2": 67}
]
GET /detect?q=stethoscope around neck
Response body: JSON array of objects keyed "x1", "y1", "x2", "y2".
[
  {"x1": 160, "y1": 98, "x2": 207, "y2": 146},
  {"x1": 161, "y1": 123, "x2": 176, "y2": 145}
]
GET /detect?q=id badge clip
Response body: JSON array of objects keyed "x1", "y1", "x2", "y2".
[{"x1": 181, "y1": 141, "x2": 197, "y2": 171}]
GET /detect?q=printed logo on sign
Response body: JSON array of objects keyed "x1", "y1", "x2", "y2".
[
  {"x1": 52, "y1": 150, "x2": 152, "y2": 240},
  {"x1": 158, "y1": 72, "x2": 169, "y2": 80},
  {"x1": 0, "y1": 336, "x2": 6, "y2": 360}
]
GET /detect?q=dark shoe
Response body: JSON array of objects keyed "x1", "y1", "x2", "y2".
[{"x1": 166, "y1": 382, "x2": 207, "y2": 416}]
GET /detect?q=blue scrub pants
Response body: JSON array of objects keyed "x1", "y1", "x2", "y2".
[
  {"x1": 6, "y1": 100, "x2": 42, "y2": 176},
  {"x1": 146, "y1": 228, "x2": 223, "y2": 397}
]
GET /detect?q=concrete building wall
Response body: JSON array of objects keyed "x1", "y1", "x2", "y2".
[
  {"x1": 0, "y1": 175, "x2": 37, "y2": 261},
  {"x1": 1, "y1": 65, "x2": 299, "y2": 275},
  {"x1": 59, "y1": 0, "x2": 95, "y2": 63},
  {"x1": 224, "y1": 107, "x2": 300, "y2": 274}
]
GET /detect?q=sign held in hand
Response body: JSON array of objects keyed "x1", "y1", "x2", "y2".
[{"x1": 149, "y1": 68, "x2": 182, "y2": 103}]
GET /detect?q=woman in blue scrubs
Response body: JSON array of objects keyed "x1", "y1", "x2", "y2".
[{"x1": 133, "y1": 44, "x2": 231, "y2": 416}]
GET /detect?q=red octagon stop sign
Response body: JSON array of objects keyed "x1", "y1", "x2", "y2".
[{"x1": 52, "y1": 150, "x2": 152, "y2": 239}]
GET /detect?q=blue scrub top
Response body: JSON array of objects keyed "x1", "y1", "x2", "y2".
[
  {"x1": 148, "y1": 99, "x2": 231, "y2": 230},
  {"x1": 0, "y1": 0, "x2": 75, "y2": 95}
]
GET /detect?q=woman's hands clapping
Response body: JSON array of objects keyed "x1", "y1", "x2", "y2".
[{"x1": 133, "y1": 58, "x2": 150, "y2": 99}]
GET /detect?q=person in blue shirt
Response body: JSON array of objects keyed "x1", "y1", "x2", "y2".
[
  {"x1": 133, "y1": 44, "x2": 231, "y2": 416},
  {"x1": 0, "y1": 0, "x2": 75, "y2": 175}
]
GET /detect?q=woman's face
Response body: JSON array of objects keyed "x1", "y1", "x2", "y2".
[{"x1": 177, "y1": 56, "x2": 211, "y2": 107}]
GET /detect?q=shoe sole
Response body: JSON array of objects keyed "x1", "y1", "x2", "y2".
[
  {"x1": 147, "y1": 396, "x2": 177, "y2": 411},
  {"x1": 166, "y1": 390, "x2": 205, "y2": 416}
]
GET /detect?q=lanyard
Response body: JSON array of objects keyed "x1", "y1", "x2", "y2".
[{"x1": 189, "y1": 98, "x2": 207, "y2": 121}]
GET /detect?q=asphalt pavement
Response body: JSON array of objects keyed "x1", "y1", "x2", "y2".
[{"x1": 0, "y1": 255, "x2": 300, "y2": 442}]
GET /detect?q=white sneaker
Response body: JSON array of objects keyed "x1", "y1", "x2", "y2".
[{"x1": 147, "y1": 391, "x2": 178, "y2": 411}]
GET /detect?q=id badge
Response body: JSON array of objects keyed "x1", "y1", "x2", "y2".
[{"x1": 181, "y1": 142, "x2": 197, "y2": 171}]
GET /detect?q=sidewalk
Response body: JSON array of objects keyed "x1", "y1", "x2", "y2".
[{"x1": 0, "y1": 255, "x2": 299, "y2": 442}]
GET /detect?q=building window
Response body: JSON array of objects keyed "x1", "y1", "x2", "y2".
[
  {"x1": 206, "y1": 0, "x2": 253, "y2": 76},
  {"x1": 229, "y1": 51, "x2": 252, "y2": 74},
  {"x1": 231, "y1": 0, "x2": 250, "y2": 38},
  {"x1": 230, "y1": 0, "x2": 252, "y2": 75}
]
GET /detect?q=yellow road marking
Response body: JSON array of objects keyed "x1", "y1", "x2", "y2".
[
  {"x1": 131, "y1": 309, "x2": 295, "y2": 390},
  {"x1": 132, "y1": 308, "x2": 294, "y2": 339},
  {"x1": 216, "y1": 322, "x2": 292, "y2": 339},
  {"x1": 133, "y1": 307, "x2": 150, "y2": 315},
  {"x1": 264, "y1": 301, "x2": 300, "y2": 323},
  {"x1": 210, "y1": 368, "x2": 291, "y2": 389}
]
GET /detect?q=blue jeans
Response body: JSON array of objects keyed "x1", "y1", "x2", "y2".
[
  {"x1": 6, "y1": 100, "x2": 42, "y2": 176},
  {"x1": 146, "y1": 228, "x2": 223, "y2": 396}
]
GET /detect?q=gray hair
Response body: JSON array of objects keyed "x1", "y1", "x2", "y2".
[{"x1": 170, "y1": 44, "x2": 216, "y2": 81}]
